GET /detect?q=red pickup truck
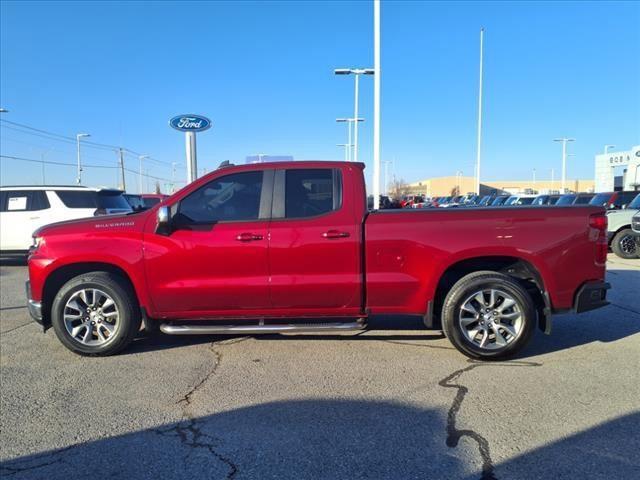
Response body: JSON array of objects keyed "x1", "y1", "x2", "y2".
[{"x1": 26, "y1": 161, "x2": 610, "y2": 359}]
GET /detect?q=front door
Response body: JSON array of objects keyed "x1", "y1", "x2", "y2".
[
  {"x1": 144, "y1": 170, "x2": 272, "y2": 317},
  {"x1": 267, "y1": 167, "x2": 362, "y2": 315}
]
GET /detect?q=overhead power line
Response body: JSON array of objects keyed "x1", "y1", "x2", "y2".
[
  {"x1": 0, "y1": 119, "x2": 172, "y2": 166},
  {"x1": 0, "y1": 154, "x2": 177, "y2": 183}
]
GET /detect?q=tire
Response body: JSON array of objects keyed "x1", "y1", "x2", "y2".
[
  {"x1": 51, "y1": 272, "x2": 141, "y2": 356},
  {"x1": 441, "y1": 271, "x2": 536, "y2": 360},
  {"x1": 611, "y1": 229, "x2": 639, "y2": 259}
]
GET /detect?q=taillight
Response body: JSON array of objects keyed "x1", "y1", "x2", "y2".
[{"x1": 589, "y1": 212, "x2": 608, "y2": 265}]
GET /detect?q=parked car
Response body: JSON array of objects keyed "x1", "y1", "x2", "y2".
[
  {"x1": 532, "y1": 194, "x2": 561, "y2": 206},
  {"x1": 477, "y1": 195, "x2": 494, "y2": 206},
  {"x1": 490, "y1": 195, "x2": 510, "y2": 206},
  {"x1": 0, "y1": 186, "x2": 131, "y2": 256},
  {"x1": 367, "y1": 195, "x2": 395, "y2": 209},
  {"x1": 606, "y1": 193, "x2": 640, "y2": 259},
  {"x1": 400, "y1": 195, "x2": 423, "y2": 208},
  {"x1": 503, "y1": 195, "x2": 537, "y2": 206},
  {"x1": 27, "y1": 161, "x2": 609, "y2": 360},
  {"x1": 124, "y1": 194, "x2": 145, "y2": 211},
  {"x1": 589, "y1": 191, "x2": 638, "y2": 210},
  {"x1": 632, "y1": 211, "x2": 640, "y2": 235},
  {"x1": 141, "y1": 193, "x2": 169, "y2": 209},
  {"x1": 440, "y1": 195, "x2": 464, "y2": 208}
]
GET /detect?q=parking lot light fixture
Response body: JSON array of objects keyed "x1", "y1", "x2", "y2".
[
  {"x1": 336, "y1": 118, "x2": 364, "y2": 161},
  {"x1": 0, "y1": 108, "x2": 8, "y2": 113},
  {"x1": 553, "y1": 137, "x2": 575, "y2": 193},
  {"x1": 334, "y1": 68, "x2": 374, "y2": 163},
  {"x1": 76, "y1": 133, "x2": 90, "y2": 185}
]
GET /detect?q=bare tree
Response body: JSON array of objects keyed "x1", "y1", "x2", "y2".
[
  {"x1": 155, "y1": 181, "x2": 161, "y2": 194},
  {"x1": 388, "y1": 177, "x2": 410, "y2": 199}
]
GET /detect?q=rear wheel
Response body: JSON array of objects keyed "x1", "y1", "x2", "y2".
[
  {"x1": 441, "y1": 271, "x2": 536, "y2": 360},
  {"x1": 611, "y1": 229, "x2": 639, "y2": 259},
  {"x1": 51, "y1": 272, "x2": 141, "y2": 356}
]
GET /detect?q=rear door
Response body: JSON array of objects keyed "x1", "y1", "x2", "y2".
[
  {"x1": 267, "y1": 167, "x2": 362, "y2": 315},
  {"x1": 0, "y1": 190, "x2": 50, "y2": 251}
]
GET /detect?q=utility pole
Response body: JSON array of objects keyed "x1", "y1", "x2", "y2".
[
  {"x1": 118, "y1": 148, "x2": 126, "y2": 191},
  {"x1": 76, "y1": 133, "x2": 90, "y2": 184},
  {"x1": 139, "y1": 155, "x2": 150, "y2": 193},
  {"x1": 553, "y1": 138, "x2": 575, "y2": 193},
  {"x1": 373, "y1": 0, "x2": 381, "y2": 209},
  {"x1": 475, "y1": 28, "x2": 485, "y2": 196}
]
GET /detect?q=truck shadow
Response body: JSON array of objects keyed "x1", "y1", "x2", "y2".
[{"x1": 1, "y1": 400, "x2": 637, "y2": 479}]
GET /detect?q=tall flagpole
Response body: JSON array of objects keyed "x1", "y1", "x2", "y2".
[
  {"x1": 373, "y1": 0, "x2": 381, "y2": 209},
  {"x1": 475, "y1": 28, "x2": 484, "y2": 195}
]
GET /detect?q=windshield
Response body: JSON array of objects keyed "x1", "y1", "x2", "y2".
[
  {"x1": 143, "y1": 197, "x2": 161, "y2": 208},
  {"x1": 504, "y1": 196, "x2": 517, "y2": 206},
  {"x1": 589, "y1": 193, "x2": 611, "y2": 207},
  {"x1": 491, "y1": 196, "x2": 507, "y2": 206},
  {"x1": 532, "y1": 196, "x2": 547, "y2": 205},
  {"x1": 478, "y1": 196, "x2": 491, "y2": 206},
  {"x1": 628, "y1": 194, "x2": 640, "y2": 209},
  {"x1": 556, "y1": 195, "x2": 577, "y2": 205},
  {"x1": 517, "y1": 197, "x2": 535, "y2": 205}
]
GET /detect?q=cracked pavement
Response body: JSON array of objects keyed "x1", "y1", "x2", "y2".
[{"x1": 1, "y1": 255, "x2": 639, "y2": 479}]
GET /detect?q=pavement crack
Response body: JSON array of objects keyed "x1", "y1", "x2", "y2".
[
  {"x1": 154, "y1": 419, "x2": 238, "y2": 479},
  {"x1": 609, "y1": 303, "x2": 640, "y2": 317},
  {"x1": 438, "y1": 359, "x2": 542, "y2": 480},
  {"x1": 177, "y1": 343, "x2": 222, "y2": 407},
  {"x1": 169, "y1": 340, "x2": 238, "y2": 479},
  {"x1": 0, "y1": 446, "x2": 73, "y2": 476}
]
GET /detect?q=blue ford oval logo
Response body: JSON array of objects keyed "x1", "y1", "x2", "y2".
[{"x1": 169, "y1": 114, "x2": 212, "y2": 132}]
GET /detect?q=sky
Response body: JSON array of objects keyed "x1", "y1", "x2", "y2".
[{"x1": 1, "y1": 0, "x2": 639, "y2": 193}]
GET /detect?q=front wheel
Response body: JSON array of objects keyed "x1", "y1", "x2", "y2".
[
  {"x1": 441, "y1": 271, "x2": 536, "y2": 360},
  {"x1": 611, "y1": 229, "x2": 639, "y2": 259},
  {"x1": 51, "y1": 272, "x2": 141, "y2": 356}
]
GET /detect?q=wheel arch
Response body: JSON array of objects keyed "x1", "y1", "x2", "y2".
[
  {"x1": 427, "y1": 255, "x2": 550, "y2": 332},
  {"x1": 41, "y1": 262, "x2": 139, "y2": 329},
  {"x1": 609, "y1": 224, "x2": 632, "y2": 245}
]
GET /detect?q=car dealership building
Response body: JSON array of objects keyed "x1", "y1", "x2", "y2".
[{"x1": 594, "y1": 145, "x2": 640, "y2": 192}]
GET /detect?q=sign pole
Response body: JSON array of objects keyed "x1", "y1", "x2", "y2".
[{"x1": 185, "y1": 131, "x2": 197, "y2": 182}]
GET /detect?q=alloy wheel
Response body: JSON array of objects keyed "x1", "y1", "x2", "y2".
[{"x1": 458, "y1": 288, "x2": 523, "y2": 350}]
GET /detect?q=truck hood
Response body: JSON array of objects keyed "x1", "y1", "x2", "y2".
[{"x1": 34, "y1": 211, "x2": 150, "y2": 238}]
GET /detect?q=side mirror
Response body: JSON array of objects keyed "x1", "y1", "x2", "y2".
[{"x1": 155, "y1": 206, "x2": 172, "y2": 235}]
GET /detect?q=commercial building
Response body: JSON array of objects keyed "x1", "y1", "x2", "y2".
[
  {"x1": 406, "y1": 176, "x2": 594, "y2": 197},
  {"x1": 594, "y1": 145, "x2": 640, "y2": 192}
]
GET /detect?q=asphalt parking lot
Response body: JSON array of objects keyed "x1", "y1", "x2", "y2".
[{"x1": 1, "y1": 255, "x2": 638, "y2": 480}]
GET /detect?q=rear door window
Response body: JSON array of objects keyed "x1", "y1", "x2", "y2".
[
  {"x1": 55, "y1": 191, "x2": 97, "y2": 208},
  {"x1": 282, "y1": 169, "x2": 341, "y2": 219},
  {"x1": 1, "y1": 190, "x2": 50, "y2": 211}
]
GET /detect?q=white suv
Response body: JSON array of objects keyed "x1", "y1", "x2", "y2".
[{"x1": 0, "y1": 186, "x2": 132, "y2": 256}]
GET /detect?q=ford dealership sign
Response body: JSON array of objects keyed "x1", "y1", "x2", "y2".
[{"x1": 169, "y1": 114, "x2": 212, "y2": 132}]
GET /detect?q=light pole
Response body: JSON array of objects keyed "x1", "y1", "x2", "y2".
[
  {"x1": 41, "y1": 148, "x2": 54, "y2": 184},
  {"x1": 604, "y1": 144, "x2": 616, "y2": 155},
  {"x1": 532, "y1": 168, "x2": 536, "y2": 187},
  {"x1": 0, "y1": 108, "x2": 8, "y2": 113},
  {"x1": 383, "y1": 159, "x2": 393, "y2": 195},
  {"x1": 139, "y1": 155, "x2": 150, "y2": 193},
  {"x1": 336, "y1": 118, "x2": 363, "y2": 161},
  {"x1": 334, "y1": 68, "x2": 374, "y2": 164},
  {"x1": 551, "y1": 168, "x2": 555, "y2": 189},
  {"x1": 76, "y1": 133, "x2": 90, "y2": 184},
  {"x1": 373, "y1": 0, "x2": 381, "y2": 209},
  {"x1": 553, "y1": 137, "x2": 575, "y2": 193},
  {"x1": 475, "y1": 28, "x2": 485, "y2": 195},
  {"x1": 337, "y1": 144, "x2": 350, "y2": 161}
]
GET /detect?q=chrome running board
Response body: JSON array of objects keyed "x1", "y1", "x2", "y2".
[{"x1": 159, "y1": 319, "x2": 366, "y2": 335}]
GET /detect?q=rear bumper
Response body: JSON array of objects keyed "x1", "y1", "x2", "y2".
[
  {"x1": 25, "y1": 281, "x2": 44, "y2": 325},
  {"x1": 574, "y1": 281, "x2": 610, "y2": 313}
]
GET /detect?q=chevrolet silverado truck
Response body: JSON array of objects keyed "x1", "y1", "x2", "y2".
[{"x1": 26, "y1": 161, "x2": 610, "y2": 359}]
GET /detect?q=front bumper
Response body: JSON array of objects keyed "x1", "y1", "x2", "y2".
[
  {"x1": 574, "y1": 281, "x2": 610, "y2": 313},
  {"x1": 25, "y1": 281, "x2": 44, "y2": 326}
]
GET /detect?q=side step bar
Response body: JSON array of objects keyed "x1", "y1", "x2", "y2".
[{"x1": 159, "y1": 319, "x2": 366, "y2": 335}]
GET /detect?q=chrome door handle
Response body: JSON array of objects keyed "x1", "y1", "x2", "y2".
[
  {"x1": 236, "y1": 232, "x2": 264, "y2": 242},
  {"x1": 322, "y1": 230, "x2": 350, "y2": 239}
]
